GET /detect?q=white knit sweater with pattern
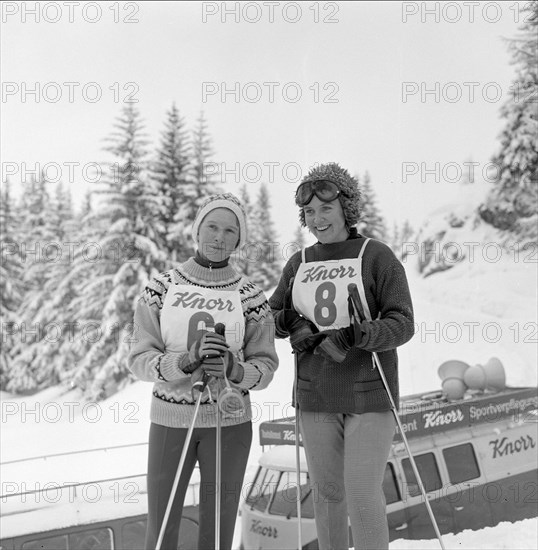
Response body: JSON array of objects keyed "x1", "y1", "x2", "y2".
[{"x1": 128, "y1": 257, "x2": 279, "y2": 428}]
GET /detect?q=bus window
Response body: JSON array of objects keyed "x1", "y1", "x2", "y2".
[
  {"x1": 22, "y1": 535, "x2": 68, "y2": 550},
  {"x1": 21, "y1": 528, "x2": 113, "y2": 550},
  {"x1": 402, "y1": 453, "x2": 442, "y2": 497},
  {"x1": 383, "y1": 462, "x2": 401, "y2": 504},
  {"x1": 122, "y1": 519, "x2": 146, "y2": 549},
  {"x1": 69, "y1": 528, "x2": 113, "y2": 550},
  {"x1": 245, "y1": 467, "x2": 264, "y2": 507},
  {"x1": 268, "y1": 471, "x2": 313, "y2": 519},
  {"x1": 245, "y1": 467, "x2": 281, "y2": 512},
  {"x1": 443, "y1": 443, "x2": 480, "y2": 484}
]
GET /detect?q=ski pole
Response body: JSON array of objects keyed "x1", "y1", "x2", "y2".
[
  {"x1": 347, "y1": 283, "x2": 446, "y2": 550},
  {"x1": 293, "y1": 351, "x2": 303, "y2": 550},
  {"x1": 214, "y1": 322, "x2": 226, "y2": 550},
  {"x1": 215, "y1": 392, "x2": 222, "y2": 549},
  {"x1": 155, "y1": 372, "x2": 211, "y2": 550}
]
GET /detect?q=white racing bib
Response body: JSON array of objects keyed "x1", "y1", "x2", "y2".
[
  {"x1": 160, "y1": 284, "x2": 245, "y2": 354},
  {"x1": 292, "y1": 257, "x2": 361, "y2": 331},
  {"x1": 292, "y1": 240, "x2": 372, "y2": 331}
]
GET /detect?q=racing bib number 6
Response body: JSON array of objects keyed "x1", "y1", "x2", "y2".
[{"x1": 187, "y1": 311, "x2": 215, "y2": 348}]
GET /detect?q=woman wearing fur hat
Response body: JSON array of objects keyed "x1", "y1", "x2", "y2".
[
  {"x1": 269, "y1": 163, "x2": 414, "y2": 550},
  {"x1": 128, "y1": 192, "x2": 278, "y2": 550}
]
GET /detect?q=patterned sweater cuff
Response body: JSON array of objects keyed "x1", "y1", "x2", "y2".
[
  {"x1": 159, "y1": 353, "x2": 188, "y2": 381},
  {"x1": 238, "y1": 362, "x2": 262, "y2": 390}
]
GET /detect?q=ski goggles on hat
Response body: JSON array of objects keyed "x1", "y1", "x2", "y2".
[{"x1": 295, "y1": 180, "x2": 341, "y2": 206}]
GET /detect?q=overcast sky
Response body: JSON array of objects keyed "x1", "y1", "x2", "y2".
[{"x1": 1, "y1": 1, "x2": 526, "y2": 244}]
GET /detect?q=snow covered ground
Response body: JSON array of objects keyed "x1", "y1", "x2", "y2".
[
  {"x1": 390, "y1": 519, "x2": 537, "y2": 549},
  {"x1": 1, "y1": 223, "x2": 537, "y2": 548}
]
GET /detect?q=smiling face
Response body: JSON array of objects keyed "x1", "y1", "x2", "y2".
[
  {"x1": 303, "y1": 195, "x2": 349, "y2": 244},
  {"x1": 197, "y1": 208, "x2": 240, "y2": 262}
]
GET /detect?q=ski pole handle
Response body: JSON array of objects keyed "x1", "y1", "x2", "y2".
[
  {"x1": 214, "y1": 322, "x2": 227, "y2": 378},
  {"x1": 192, "y1": 373, "x2": 210, "y2": 395},
  {"x1": 347, "y1": 283, "x2": 366, "y2": 322},
  {"x1": 192, "y1": 323, "x2": 227, "y2": 394}
]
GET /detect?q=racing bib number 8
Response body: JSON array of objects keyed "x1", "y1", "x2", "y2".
[
  {"x1": 292, "y1": 258, "x2": 362, "y2": 331},
  {"x1": 314, "y1": 282, "x2": 338, "y2": 326}
]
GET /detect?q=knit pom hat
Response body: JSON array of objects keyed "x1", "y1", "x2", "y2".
[
  {"x1": 296, "y1": 163, "x2": 361, "y2": 228},
  {"x1": 192, "y1": 192, "x2": 247, "y2": 250}
]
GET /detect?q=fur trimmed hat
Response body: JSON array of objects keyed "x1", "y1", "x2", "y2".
[
  {"x1": 296, "y1": 163, "x2": 361, "y2": 228},
  {"x1": 192, "y1": 192, "x2": 247, "y2": 250}
]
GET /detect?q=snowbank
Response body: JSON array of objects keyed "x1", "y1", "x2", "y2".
[{"x1": 1, "y1": 233, "x2": 537, "y2": 549}]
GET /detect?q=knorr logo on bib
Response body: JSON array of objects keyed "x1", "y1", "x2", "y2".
[
  {"x1": 301, "y1": 264, "x2": 357, "y2": 283},
  {"x1": 171, "y1": 291, "x2": 236, "y2": 312}
]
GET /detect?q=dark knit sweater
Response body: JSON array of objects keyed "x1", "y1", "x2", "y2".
[{"x1": 268, "y1": 235, "x2": 414, "y2": 414}]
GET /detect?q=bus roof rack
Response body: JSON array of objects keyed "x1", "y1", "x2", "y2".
[{"x1": 259, "y1": 386, "x2": 538, "y2": 446}]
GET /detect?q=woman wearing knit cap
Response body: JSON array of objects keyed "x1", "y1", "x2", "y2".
[
  {"x1": 269, "y1": 164, "x2": 414, "y2": 550},
  {"x1": 128, "y1": 192, "x2": 278, "y2": 550}
]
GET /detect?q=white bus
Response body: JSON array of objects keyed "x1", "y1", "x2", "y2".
[
  {"x1": 0, "y1": 443, "x2": 199, "y2": 550},
  {"x1": 240, "y1": 385, "x2": 538, "y2": 550}
]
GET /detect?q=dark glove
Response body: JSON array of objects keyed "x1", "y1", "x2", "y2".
[
  {"x1": 313, "y1": 326, "x2": 354, "y2": 363},
  {"x1": 289, "y1": 318, "x2": 325, "y2": 352},
  {"x1": 187, "y1": 330, "x2": 229, "y2": 372},
  {"x1": 276, "y1": 277, "x2": 323, "y2": 352},
  {"x1": 200, "y1": 350, "x2": 244, "y2": 383}
]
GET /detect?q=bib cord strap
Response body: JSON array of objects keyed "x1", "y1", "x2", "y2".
[{"x1": 356, "y1": 238, "x2": 373, "y2": 322}]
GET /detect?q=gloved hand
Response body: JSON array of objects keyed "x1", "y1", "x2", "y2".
[
  {"x1": 313, "y1": 326, "x2": 355, "y2": 363},
  {"x1": 289, "y1": 320, "x2": 325, "y2": 352},
  {"x1": 276, "y1": 277, "x2": 323, "y2": 353},
  {"x1": 200, "y1": 350, "x2": 243, "y2": 383},
  {"x1": 188, "y1": 330, "x2": 229, "y2": 364}
]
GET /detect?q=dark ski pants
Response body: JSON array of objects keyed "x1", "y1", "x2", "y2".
[
  {"x1": 299, "y1": 410, "x2": 395, "y2": 550},
  {"x1": 144, "y1": 421, "x2": 252, "y2": 550}
]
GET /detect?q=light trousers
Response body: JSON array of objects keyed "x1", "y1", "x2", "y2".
[{"x1": 299, "y1": 410, "x2": 395, "y2": 550}]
